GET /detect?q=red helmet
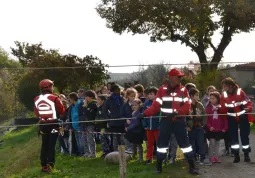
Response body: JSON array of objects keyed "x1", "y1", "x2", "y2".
[{"x1": 39, "y1": 79, "x2": 54, "y2": 90}]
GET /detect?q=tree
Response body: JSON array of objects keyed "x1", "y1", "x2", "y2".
[
  {"x1": 11, "y1": 41, "x2": 109, "y2": 93},
  {"x1": 0, "y1": 47, "x2": 24, "y2": 122},
  {"x1": 147, "y1": 63, "x2": 169, "y2": 87},
  {"x1": 97, "y1": 0, "x2": 255, "y2": 72},
  {"x1": 130, "y1": 66, "x2": 149, "y2": 87}
]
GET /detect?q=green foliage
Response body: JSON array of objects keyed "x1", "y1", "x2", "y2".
[
  {"x1": 0, "y1": 127, "x2": 193, "y2": 178},
  {"x1": 97, "y1": 0, "x2": 255, "y2": 72},
  {"x1": 16, "y1": 73, "x2": 41, "y2": 111},
  {"x1": 195, "y1": 70, "x2": 223, "y2": 94},
  {"x1": 11, "y1": 41, "x2": 109, "y2": 93},
  {"x1": 0, "y1": 47, "x2": 24, "y2": 122}
]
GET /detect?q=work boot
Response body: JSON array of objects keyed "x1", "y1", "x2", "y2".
[
  {"x1": 233, "y1": 153, "x2": 240, "y2": 163},
  {"x1": 155, "y1": 161, "x2": 162, "y2": 174},
  {"x1": 188, "y1": 160, "x2": 199, "y2": 175},
  {"x1": 244, "y1": 153, "x2": 251, "y2": 162},
  {"x1": 47, "y1": 163, "x2": 62, "y2": 173},
  {"x1": 41, "y1": 166, "x2": 50, "y2": 173}
]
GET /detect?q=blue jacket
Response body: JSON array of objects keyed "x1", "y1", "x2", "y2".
[
  {"x1": 103, "y1": 94, "x2": 124, "y2": 127},
  {"x1": 142, "y1": 100, "x2": 160, "y2": 130},
  {"x1": 68, "y1": 99, "x2": 85, "y2": 131}
]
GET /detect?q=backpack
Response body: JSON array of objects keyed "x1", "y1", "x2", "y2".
[{"x1": 35, "y1": 94, "x2": 58, "y2": 121}]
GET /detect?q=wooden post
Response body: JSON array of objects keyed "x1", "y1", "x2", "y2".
[{"x1": 118, "y1": 145, "x2": 126, "y2": 178}]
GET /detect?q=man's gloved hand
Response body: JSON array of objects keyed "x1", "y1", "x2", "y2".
[{"x1": 137, "y1": 113, "x2": 145, "y2": 120}]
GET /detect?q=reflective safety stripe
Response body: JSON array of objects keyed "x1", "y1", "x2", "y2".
[
  {"x1": 227, "y1": 110, "x2": 246, "y2": 117},
  {"x1": 231, "y1": 144, "x2": 240, "y2": 149},
  {"x1": 237, "y1": 88, "x2": 241, "y2": 95},
  {"x1": 223, "y1": 91, "x2": 228, "y2": 98},
  {"x1": 162, "y1": 97, "x2": 173, "y2": 101},
  {"x1": 156, "y1": 98, "x2": 163, "y2": 105},
  {"x1": 170, "y1": 92, "x2": 177, "y2": 96},
  {"x1": 243, "y1": 145, "x2": 250, "y2": 149},
  {"x1": 174, "y1": 97, "x2": 183, "y2": 102},
  {"x1": 183, "y1": 97, "x2": 191, "y2": 103},
  {"x1": 162, "y1": 96, "x2": 189, "y2": 102},
  {"x1": 51, "y1": 129, "x2": 58, "y2": 133},
  {"x1": 181, "y1": 146, "x2": 192, "y2": 153},
  {"x1": 157, "y1": 147, "x2": 168, "y2": 153},
  {"x1": 225, "y1": 100, "x2": 248, "y2": 108},
  {"x1": 161, "y1": 108, "x2": 176, "y2": 113},
  {"x1": 38, "y1": 111, "x2": 53, "y2": 115},
  {"x1": 35, "y1": 94, "x2": 57, "y2": 119},
  {"x1": 38, "y1": 105, "x2": 51, "y2": 110}
]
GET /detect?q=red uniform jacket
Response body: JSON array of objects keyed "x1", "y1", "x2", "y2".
[
  {"x1": 220, "y1": 88, "x2": 254, "y2": 122},
  {"x1": 34, "y1": 93, "x2": 65, "y2": 122},
  {"x1": 144, "y1": 84, "x2": 191, "y2": 117}
]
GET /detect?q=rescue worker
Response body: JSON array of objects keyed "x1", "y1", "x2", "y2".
[
  {"x1": 220, "y1": 77, "x2": 253, "y2": 163},
  {"x1": 139, "y1": 69, "x2": 199, "y2": 175},
  {"x1": 34, "y1": 79, "x2": 65, "y2": 173}
]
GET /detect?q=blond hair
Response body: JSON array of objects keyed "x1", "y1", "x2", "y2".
[{"x1": 125, "y1": 88, "x2": 138, "y2": 99}]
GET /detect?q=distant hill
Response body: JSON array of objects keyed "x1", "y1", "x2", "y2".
[{"x1": 108, "y1": 72, "x2": 131, "y2": 82}]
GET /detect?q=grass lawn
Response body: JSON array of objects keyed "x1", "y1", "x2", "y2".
[{"x1": 0, "y1": 127, "x2": 197, "y2": 178}]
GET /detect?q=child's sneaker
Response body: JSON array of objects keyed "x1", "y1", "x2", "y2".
[
  {"x1": 87, "y1": 153, "x2": 96, "y2": 158},
  {"x1": 125, "y1": 148, "x2": 133, "y2": 154},
  {"x1": 145, "y1": 160, "x2": 152, "y2": 164},
  {"x1": 83, "y1": 153, "x2": 90, "y2": 158},
  {"x1": 137, "y1": 158, "x2": 143, "y2": 162},
  {"x1": 214, "y1": 157, "x2": 221, "y2": 163},
  {"x1": 210, "y1": 157, "x2": 215, "y2": 163},
  {"x1": 200, "y1": 159, "x2": 212, "y2": 166}
]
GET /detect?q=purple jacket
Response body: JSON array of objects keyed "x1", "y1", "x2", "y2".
[{"x1": 127, "y1": 110, "x2": 141, "y2": 131}]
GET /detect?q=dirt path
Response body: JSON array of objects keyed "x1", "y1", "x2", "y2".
[{"x1": 200, "y1": 133, "x2": 255, "y2": 178}]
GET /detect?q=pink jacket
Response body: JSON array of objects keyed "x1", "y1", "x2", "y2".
[{"x1": 206, "y1": 104, "x2": 228, "y2": 132}]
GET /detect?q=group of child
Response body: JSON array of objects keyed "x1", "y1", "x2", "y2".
[{"x1": 58, "y1": 82, "x2": 231, "y2": 166}]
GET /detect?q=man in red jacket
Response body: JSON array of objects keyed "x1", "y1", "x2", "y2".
[
  {"x1": 140, "y1": 68, "x2": 198, "y2": 175},
  {"x1": 34, "y1": 79, "x2": 65, "y2": 173},
  {"x1": 220, "y1": 77, "x2": 253, "y2": 163}
]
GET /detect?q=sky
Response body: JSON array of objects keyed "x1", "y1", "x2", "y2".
[{"x1": 0, "y1": 0, "x2": 255, "y2": 73}]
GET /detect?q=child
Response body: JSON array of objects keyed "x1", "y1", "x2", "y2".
[
  {"x1": 206, "y1": 91, "x2": 228, "y2": 163},
  {"x1": 83, "y1": 90, "x2": 98, "y2": 158},
  {"x1": 95, "y1": 95, "x2": 111, "y2": 158},
  {"x1": 201, "y1": 86, "x2": 216, "y2": 108},
  {"x1": 187, "y1": 88, "x2": 211, "y2": 165},
  {"x1": 125, "y1": 99, "x2": 144, "y2": 162},
  {"x1": 134, "y1": 84, "x2": 146, "y2": 103},
  {"x1": 68, "y1": 92, "x2": 85, "y2": 157},
  {"x1": 103, "y1": 84, "x2": 125, "y2": 151},
  {"x1": 142, "y1": 87, "x2": 160, "y2": 164},
  {"x1": 121, "y1": 88, "x2": 138, "y2": 154}
]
